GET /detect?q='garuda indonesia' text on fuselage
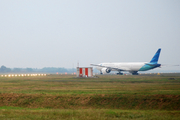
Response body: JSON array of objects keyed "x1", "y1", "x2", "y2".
[{"x1": 91, "y1": 49, "x2": 161, "y2": 75}]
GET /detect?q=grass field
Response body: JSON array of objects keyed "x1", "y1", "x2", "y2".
[{"x1": 0, "y1": 74, "x2": 180, "y2": 119}]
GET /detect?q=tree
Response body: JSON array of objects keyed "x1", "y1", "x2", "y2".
[
  {"x1": 0, "y1": 65, "x2": 11, "y2": 73},
  {"x1": 26, "y1": 68, "x2": 33, "y2": 72}
]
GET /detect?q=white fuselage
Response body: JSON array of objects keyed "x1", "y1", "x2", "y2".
[{"x1": 96, "y1": 62, "x2": 147, "y2": 72}]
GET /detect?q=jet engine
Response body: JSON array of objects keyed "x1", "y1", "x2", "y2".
[{"x1": 101, "y1": 68, "x2": 111, "y2": 74}]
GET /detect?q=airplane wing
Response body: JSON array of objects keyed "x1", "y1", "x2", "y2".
[{"x1": 90, "y1": 64, "x2": 126, "y2": 71}]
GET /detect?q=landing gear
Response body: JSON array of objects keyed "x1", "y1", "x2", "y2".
[
  {"x1": 117, "y1": 72, "x2": 123, "y2": 75},
  {"x1": 132, "y1": 73, "x2": 139, "y2": 75},
  {"x1": 132, "y1": 71, "x2": 139, "y2": 75}
]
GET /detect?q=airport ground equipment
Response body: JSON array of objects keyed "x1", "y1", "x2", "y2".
[{"x1": 76, "y1": 67, "x2": 93, "y2": 77}]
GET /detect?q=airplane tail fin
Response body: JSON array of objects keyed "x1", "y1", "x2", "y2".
[{"x1": 150, "y1": 48, "x2": 161, "y2": 63}]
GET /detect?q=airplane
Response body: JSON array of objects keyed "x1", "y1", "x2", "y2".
[{"x1": 91, "y1": 48, "x2": 161, "y2": 75}]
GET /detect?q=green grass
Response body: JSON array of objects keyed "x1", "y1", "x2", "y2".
[
  {"x1": 0, "y1": 107, "x2": 180, "y2": 120},
  {"x1": 0, "y1": 74, "x2": 180, "y2": 119},
  {"x1": 0, "y1": 75, "x2": 180, "y2": 95}
]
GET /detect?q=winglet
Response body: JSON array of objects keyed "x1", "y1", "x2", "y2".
[{"x1": 150, "y1": 48, "x2": 161, "y2": 63}]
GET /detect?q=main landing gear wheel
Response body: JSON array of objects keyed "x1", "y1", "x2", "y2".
[
  {"x1": 117, "y1": 73, "x2": 123, "y2": 75},
  {"x1": 132, "y1": 71, "x2": 139, "y2": 75}
]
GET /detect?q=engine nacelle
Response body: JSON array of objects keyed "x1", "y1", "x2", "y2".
[{"x1": 101, "y1": 68, "x2": 111, "y2": 74}]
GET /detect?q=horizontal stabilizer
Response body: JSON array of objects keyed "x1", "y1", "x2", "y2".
[
  {"x1": 161, "y1": 64, "x2": 180, "y2": 67},
  {"x1": 145, "y1": 63, "x2": 161, "y2": 67}
]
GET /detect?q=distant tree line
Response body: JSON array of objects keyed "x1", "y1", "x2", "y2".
[{"x1": 0, "y1": 65, "x2": 76, "y2": 73}]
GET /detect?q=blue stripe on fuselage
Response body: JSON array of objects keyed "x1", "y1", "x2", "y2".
[{"x1": 139, "y1": 64, "x2": 161, "y2": 71}]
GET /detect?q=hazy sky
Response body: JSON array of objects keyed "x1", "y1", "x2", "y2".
[{"x1": 0, "y1": 0, "x2": 180, "y2": 70}]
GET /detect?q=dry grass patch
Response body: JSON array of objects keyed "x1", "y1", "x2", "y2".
[{"x1": 0, "y1": 93, "x2": 180, "y2": 110}]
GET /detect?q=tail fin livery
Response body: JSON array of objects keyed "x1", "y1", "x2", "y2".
[{"x1": 150, "y1": 48, "x2": 161, "y2": 63}]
